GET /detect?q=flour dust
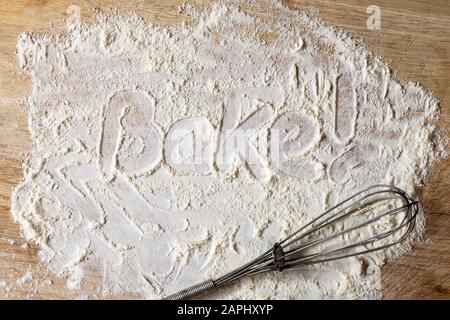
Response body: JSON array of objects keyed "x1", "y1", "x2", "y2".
[{"x1": 12, "y1": 0, "x2": 445, "y2": 299}]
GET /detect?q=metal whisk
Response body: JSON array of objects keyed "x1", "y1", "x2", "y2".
[{"x1": 164, "y1": 184, "x2": 419, "y2": 300}]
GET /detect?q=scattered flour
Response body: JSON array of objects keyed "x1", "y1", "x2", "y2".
[
  {"x1": 21, "y1": 243, "x2": 30, "y2": 249},
  {"x1": 12, "y1": 0, "x2": 446, "y2": 299},
  {"x1": 16, "y1": 271, "x2": 34, "y2": 286},
  {"x1": 0, "y1": 280, "x2": 11, "y2": 297},
  {"x1": 66, "y1": 266, "x2": 84, "y2": 290}
]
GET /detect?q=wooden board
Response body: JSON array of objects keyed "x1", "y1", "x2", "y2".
[{"x1": 0, "y1": 0, "x2": 448, "y2": 299}]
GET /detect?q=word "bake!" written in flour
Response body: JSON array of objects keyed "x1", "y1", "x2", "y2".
[{"x1": 100, "y1": 89, "x2": 321, "y2": 182}]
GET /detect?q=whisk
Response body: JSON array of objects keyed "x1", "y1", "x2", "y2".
[{"x1": 164, "y1": 184, "x2": 419, "y2": 300}]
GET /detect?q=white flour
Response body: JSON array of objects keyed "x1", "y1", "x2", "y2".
[
  {"x1": 12, "y1": 0, "x2": 445, "y2": 299},
  {"x1": 16, "y1": 271, "x2": 34, "y2": 286}
]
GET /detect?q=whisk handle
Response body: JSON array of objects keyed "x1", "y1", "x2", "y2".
[{"x1": 163, "y1": 279, "x2": 217, "y2": 300}]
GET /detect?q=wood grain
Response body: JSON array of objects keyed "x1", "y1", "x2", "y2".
[{"x1": 0, "y1": 0, "x2": 448, "y2": 299}]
